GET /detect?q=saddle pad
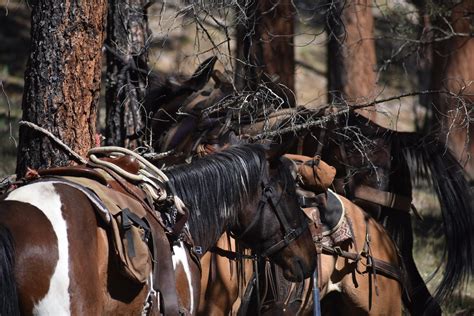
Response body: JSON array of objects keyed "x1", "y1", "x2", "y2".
[
  {"x1": 62, "y1": 176, "x2": 147, "y2": 219},
  {"x1": 302, "y1": 189, "x2": 352, "y2": 246},
  {"x1": 322, "y1": 189, "x2": 345, "y2": 236},
  {"x1": 301, "y1": 189, "x2": 345, "y2": 236},
  {"x1": 322, "y1": 215, "x2": 352, "y2": 247}
]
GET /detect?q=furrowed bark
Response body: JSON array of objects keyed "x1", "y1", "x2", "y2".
[{"x1": 17, "y1": 0, "x2": 107, "y2": 177}]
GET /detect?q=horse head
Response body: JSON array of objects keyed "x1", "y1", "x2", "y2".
[
  {"x1": 165, "y1": 144, "x2": 316, "y2": 282},
  {"x1": 235, "y1": 151, "x2": 316, "y2": 282},
  {"x1": 144, "y1": 56, "x2": 218, "y2": 147}
]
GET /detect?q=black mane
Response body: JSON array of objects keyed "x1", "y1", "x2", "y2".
[{"x1": 164, "y1": 144, "x2": 266, "y2": 249}]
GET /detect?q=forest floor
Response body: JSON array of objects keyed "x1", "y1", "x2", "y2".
[{"x1": 0, "y1": 1, "x2": 473, "y2": 314}]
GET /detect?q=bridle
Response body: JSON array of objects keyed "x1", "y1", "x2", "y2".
[{"x1": 233, "y1": 177, "x2": 308, "y2": 258}]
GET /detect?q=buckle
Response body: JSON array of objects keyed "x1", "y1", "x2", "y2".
[
  {"x1": 333, "y1": 246, "x2": 343, "y2": 256},
  {"x1": 284, "y1": 229, "x2": 297, "y2": 243},
  {"x1": 193, "y1": 246, "x2": 203, "y2": 255}
]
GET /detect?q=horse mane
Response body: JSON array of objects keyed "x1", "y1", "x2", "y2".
[{"x1": 164, "y1": 144, "x2": 267, "y2": 249}]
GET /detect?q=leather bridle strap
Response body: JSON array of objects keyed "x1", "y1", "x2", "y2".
[
  {"x1": 235, "y1": 184, "x2": 308, "y2": 258},
  {"x1": 260, "y1": 191, "x2": 308, "y2": 257}
]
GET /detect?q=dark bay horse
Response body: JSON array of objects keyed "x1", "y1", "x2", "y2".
[
  {"x1": 0, "y1": 144, "x2": 316, "y2": 315},
  {"x1": 198, "y1": 190, "x2": 403, "y2": 315}
]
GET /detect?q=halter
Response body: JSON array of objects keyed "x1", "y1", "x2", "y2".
[{"x1": 234, "y1": 179, "x2": 308, "y2": 258}]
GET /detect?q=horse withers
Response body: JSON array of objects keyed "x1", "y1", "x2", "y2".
[{"x1": 0, "y1": 143, "x2": 315, "y2": 315}]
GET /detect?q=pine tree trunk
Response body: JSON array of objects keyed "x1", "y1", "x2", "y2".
[
  {"x1": 326, "y1": 0, "x2": 378, "y2": 119},
  {"x1": 235, "y1": 0, "x2": 295, "y2": 94},
  {"x1": 431, "y1": 0, "x2": 474, "y2": 179},
  {"x1": 105, "y1": 0, "x2": 149, "y2": 148},
  {"x1": 16, "y1": 0, "x2": 107, "y2": 177}
]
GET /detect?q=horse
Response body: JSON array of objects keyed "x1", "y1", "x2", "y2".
[
  {"x1": 143, "y1": 56, "x2": 226, "y2": 151},
  {"x1": 0, "y1": 144, "x2": 316, "y2": 315},
  {"x1": 197, "y1": 156, "x2": 403, "y2": 316},
  {"x1": 300, "y1": 109, "x2": 474, "y2": 314},
  {"x1": 143, "y1": 68, "x2": 472, "y2": 313}
]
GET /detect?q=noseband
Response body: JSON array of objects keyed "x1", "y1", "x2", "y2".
[{"x1": 234, "y1": 180, "x2": 308, "y2": 258}]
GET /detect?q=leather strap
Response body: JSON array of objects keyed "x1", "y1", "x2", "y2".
[
  {"x1": 150, "y1": 224, "x2": 180, "y2": 316},
  {"x1": 237, "y1": 272, "x2": 257, "y2": 316},
  {"x1": 209, "y1": 246, "x2": 256, "y2": 261},
  {"x1": 354, "y1": 185, "x2": 412, "y2": 212},
  {"x1": 321, "y1": 245, "x2": 402, "y2": 283},
  {"x1": 38, "y1": 166, "x2": 109, "y2": 186}
]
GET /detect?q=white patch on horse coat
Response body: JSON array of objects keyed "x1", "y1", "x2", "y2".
[
  {"x1": 172, "y1": 241, "x2": 194, "y2": 314},
  {"x1": 6, "y1": 182, "x2": 71, "y2": 315},
  {"x1": 326, "y1": 279, "x2": 342, "y2": 293}
]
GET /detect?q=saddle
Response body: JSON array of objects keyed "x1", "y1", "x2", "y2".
[{"x1": 28, "y1": 149, "x2": 197, "y2": 315}]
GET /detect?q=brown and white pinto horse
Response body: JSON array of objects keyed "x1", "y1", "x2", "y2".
[{"x1": 0, "y1": 144, "x2": 316, "y2": 315}]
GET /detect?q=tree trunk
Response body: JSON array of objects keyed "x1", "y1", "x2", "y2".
[
  {"x1": 105, "y1": 0, "x2": 149, "y2": 148},
  {"x1": 431, "y1": 0, "x2": 474, "y2": 179},
  {"x1": 235, "y1": 0, "x2": 295, "y2": 96},
  {"x1": 326, "y1": 0, "x2": 378, "y2": 119},
  {"x1": 16, "y1": 0, "x2": 107, "y2": 177}
]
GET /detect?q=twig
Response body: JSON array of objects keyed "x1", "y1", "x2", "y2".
[
  {"x1": 18, "y1": 121, "x2": 88, "y2": 164},
  {"x1": 142, "y1": 149, "x2": 175, "y2": 161},
  {"x1": 0, "y1": 80, "x2": 17, "y2": 147},
  {"x1": 250, "y1": 89, "x2": 468, "y2": 140}
]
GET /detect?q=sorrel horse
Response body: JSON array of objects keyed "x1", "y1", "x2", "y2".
[
  {"x1": 300, "y1": 110, "x2": 474, "y2": 314},
  {"x1": 0, "y1": 144, "x2": 316, "y2": 315}
]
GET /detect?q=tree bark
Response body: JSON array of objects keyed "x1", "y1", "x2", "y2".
[
  {"x1": 235, "y1": 0, "x2": 295, "y2": 95},
  {"x1": 431, "y1": 0, "x2": 474, "y2": 179},
  {"x1": 17, "y1": 0, "x2": 107, "y2": 177},
  {"x1": 326, "y1": 0, "x2": 378, "y2": 119},
  {"x1": 105, "y1": 0, "x2": 150, "y2": 148}
]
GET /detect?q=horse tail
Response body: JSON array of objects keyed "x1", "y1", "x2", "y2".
[
  {"x1": 399, "y1": 133, "x2": 474, "y2": 302},
  {"x1": 0, "y1": 223, "x2": 20, "y2": 316}
]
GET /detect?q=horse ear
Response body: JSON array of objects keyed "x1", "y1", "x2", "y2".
[
  {"x1": 211, "y1": 69, "x2": 233, "y2": 90},
  {"x1": 264, "y1": 133, "x2": 297, "y2": 161},
  {"x1": 184, "y1": 56, "x2": 218, "y2": 91},
  {"x1": 220, "y1": 131, "x2": 243, "y2": 147}
]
